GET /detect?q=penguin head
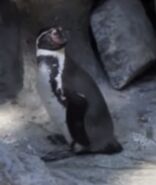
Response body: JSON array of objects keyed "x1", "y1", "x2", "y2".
[{"x1": 36, "y1": 27, "x2": 67, "y2": 51}]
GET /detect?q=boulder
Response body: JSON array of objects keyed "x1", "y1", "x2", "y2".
[{"x1": 91, "y1": 0, "x2": 156, "y2": 89}]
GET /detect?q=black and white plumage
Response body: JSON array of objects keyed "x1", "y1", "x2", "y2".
[{"x1": 36, "y1": 27, "x2": 122, "y2": 158}]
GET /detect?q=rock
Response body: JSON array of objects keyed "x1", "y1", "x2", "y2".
[
  {"x1": 91, "y1": 0, "x2": 156, "y2": 89},
  {"x1": 1, "y1": 72, "x2": 156, "y2": 185},
  {"x1": 0, "y1": 0, "x2": 22, "y2": 103},
  {"x1": 0, "y1": 142, "x2": 59, "y2": 185}
]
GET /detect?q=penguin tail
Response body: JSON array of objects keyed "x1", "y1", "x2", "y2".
[{"x1": 102, "y1": 140, "x2": 123, "y2": 155}]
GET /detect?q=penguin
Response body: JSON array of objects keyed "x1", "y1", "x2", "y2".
[{"x1": 36, "y1": 27, "x2": 122, "y2": 160}]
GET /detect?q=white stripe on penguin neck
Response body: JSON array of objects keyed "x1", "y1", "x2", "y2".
[
  {"x1": 37, "y1": 48, "x2": 65, "y2": 58},
  {"x1": 37, "y1": 48, "x2": 65, "y2": 91}
]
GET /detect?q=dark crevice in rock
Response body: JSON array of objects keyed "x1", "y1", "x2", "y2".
[
  {"x1": 129, "y1": 60, "x2": 156, "y2": 87},
  {"x1": 0, "y1": 0, "x2": 23, "y2": 103},
  {"x1": 141, "y1": 0, "x2": 156, "y2": 31},
  {"x1": 89, "y1": 27, "x2": 101, "y2": 64}
]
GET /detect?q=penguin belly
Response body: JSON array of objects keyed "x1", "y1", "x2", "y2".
[{"x1": 37, "y1": 62, "x2": 72, "y2": 143}]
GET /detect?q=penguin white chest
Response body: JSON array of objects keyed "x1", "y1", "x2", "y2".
[{"x1": 37, "y1": 62, "x2": 72, "y2": 142}]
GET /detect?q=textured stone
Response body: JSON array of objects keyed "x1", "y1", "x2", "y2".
[
  {"x1": 91, "y1": 0, "x2": 156, "y2": 89},
  {"x1": 0, "y1": 142, "x2": 59, "y2": 185}
]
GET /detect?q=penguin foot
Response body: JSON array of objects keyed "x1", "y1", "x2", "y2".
[
  {"x1": 47, "y1": 134, "x2": 68, "y2": 145},
  {"x1": 74, "y1": 143, "x2": 123, "y2": 156},
  {"x1": 42, "y1": 140, "x2": 123, "y2": 162},
  {"x1": 41, "y1": 149, "x2": 74, "y2": 162}
]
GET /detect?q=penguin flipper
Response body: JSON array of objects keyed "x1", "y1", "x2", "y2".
[{"x1": 66, "y1": 92, "x2": 90, "y2": 147}]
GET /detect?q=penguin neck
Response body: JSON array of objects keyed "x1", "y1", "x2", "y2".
[{"x1": 37, "y1": 48, "x2": 65, "y2": 63}]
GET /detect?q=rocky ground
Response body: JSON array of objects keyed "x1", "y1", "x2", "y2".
[
  {"x1": 1, "y1": 63, "x2": 156, "y2": 185},
  {"x1": 0, "y1": 42, "x2": 156, "y2": 184},
  {"x1": 0, "y1": 0, "x2": 156, "y2": 185}
]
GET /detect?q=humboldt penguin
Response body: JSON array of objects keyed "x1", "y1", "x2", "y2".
[{"x1": 36, "y1": 27, "x2": 122, "y2": 160}]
